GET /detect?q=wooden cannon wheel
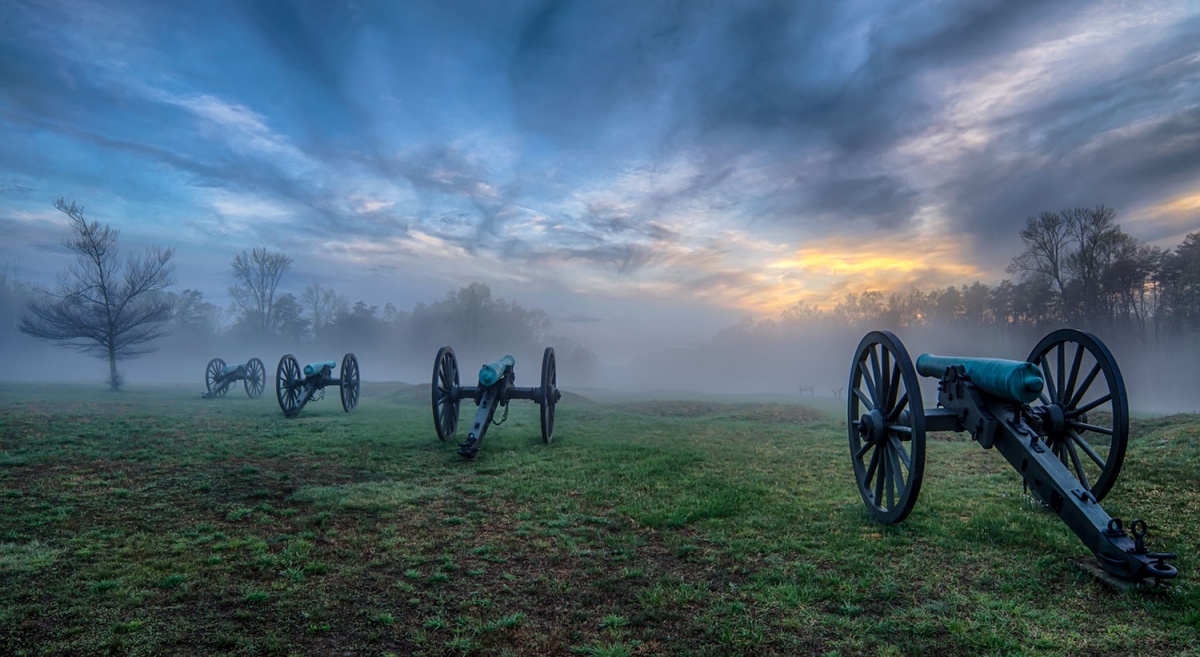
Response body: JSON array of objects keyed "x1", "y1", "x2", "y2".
[
  {"x1": 276, "y1": 354, "x2": 304, "y2": 417},
  {"x1": 244, "y1": 357, "x2": 266, "y2": 398},
  {"x1": 205, "y1": 358, "x2": 227, "y2": 397},
  {"x1": 340, "y1": 353, "x2": 360, "y2": 413},
  {"x1": 1026, "y1": 329, "x2": 1129, "y2": 502},
  {"x1": 847, "y1": 331, "x2": 926, "y2": 524},
  {"x1": 539, "y1": 347, "x2": 558, "y2": 444},
  {"x1": 431, "y1": 346, "x2": 461, "y2": 441}
]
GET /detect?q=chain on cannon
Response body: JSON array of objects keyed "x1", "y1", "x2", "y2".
[
  {"x1": 430, "y1": 346, "x2": 562, "y2": 459},
  {"x1": 275, "y1": 353, "x2": 360, "y2": 417},
  {"x1": 846, "y1": 328, "x2": 1178, "y2": 586},
  {"x1": 201, "y1": 357, "x2": 266, "y2": 399}
]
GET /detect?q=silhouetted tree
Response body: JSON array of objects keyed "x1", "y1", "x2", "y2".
[
  {"x1": 1063, "y1": 206, "x2": 1122, "y2": 324},
  {"x1": 1007, "y1": 211, "x2": 1072, "y2": 316},
  {"x1": 171, "y1": 289, "x2": 221, "y2": 337},
  {"x1": 447, "y1": 282, "x2": 493, "y2": 346},
  {"x1": 229, "y1": 247, "x2": 292, "y2": 337},
  {"x1": 301, "y1": 283, "x2": 348, "y2": 338},
  {"x1": 1161, "y1": 231, "x2": 1200, "y2": 333},
  {"x1": 271, "y1": 293, "x2": 310, "y2": 341},
  {"x1": 962, "y1": 281, "x2": 991, "y2": 326},
  {"x1": 19, "y1": 199, "x2": 175, "y2": 390},
  {"x1": 329, "y1": 300, "x2": 384, "y2": 344}
]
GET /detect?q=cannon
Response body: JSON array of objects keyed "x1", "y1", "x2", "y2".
[
  {"x1": 202, "y1": 357, "x2": 266, "y2": 399},
  {"x1": 431, "y1": 346, "x2": 561, "y2": 459},
  {"x1": 275, "y1": 353, "x2": 360, "y2": 417},
  {"x1": 847, "y1": 329, "x2": 1177, "y2": 585}
]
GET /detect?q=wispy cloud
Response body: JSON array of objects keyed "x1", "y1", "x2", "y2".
[{"x1": 1, "y1": 0, "x2": 1198, "y2": 351}]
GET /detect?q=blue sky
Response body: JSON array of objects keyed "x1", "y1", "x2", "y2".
[{"x1": 2, "y1": 0, "x2": 1199, "y2": 354}]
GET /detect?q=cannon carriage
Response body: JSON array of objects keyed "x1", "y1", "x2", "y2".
[
  {"x1": 202, "y1": 357, "x2": 266, "y2": 399},
  {"x1": 847, "y1": 328, "x2": 1177, "y2": 585},
  {"x1": 275, "y1": 353, "x2": 360, "y2": 417},
  {"x1": 431, "y1": 346, "x2": 561, "y2": 459}
]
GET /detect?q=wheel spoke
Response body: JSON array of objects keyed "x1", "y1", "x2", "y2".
[
  {"x1": 859, "y1": 358, "x2": 879, "y2": 406},
  {"x1": 874, "y1": 447, "x2": 886, "y2": 506},
  {"x1": 1063, "y1": 436, "x2": 1092, "y2": 490},
  {"x1": 1039, "y1": 355, "x2": 1057, "y2": 403},
  {"x1": 855, "y1": 440, "x2": 873, "y2": 460},
  {"x1": 853, "y1": 386, "x2": 875, "y2": 411},
  {"x1": 884, "y1": 445, "x2": 895, "y2": 509},
  {"x1": 1067, "y1": 362, "x2": 1103, "y2": 410},
  {"x1": 864, "y1": 446, "x2": 881, "y2": 493},
  {"x1": 881, "y1": 349, "x2": 893, "y2": 413},
  {"x1": 889, "y1": 435, "x2": 911, "y2": 471},
  {"x1": 869, "y1": 347, "x2": 883, "y2": 407},
  {"x1": 887, "y1": 391, "x2": 908, "y2": 422},
  {"x1": 1056, "y1": 344, "x2": 1066, "y2": 404},
  {"x1": 889, "y1": 442, "x2": 905, "y2": 491},
  {"x1": 885, "y1": 358, "x2": 900, "y2": 415},
  {"x1": 1068, "y1": 420, "x2": 1113, "y2": 436},
  {"x1": 886, "y1": 424, "x2": 912, "y2": 435},
  {"x1": 1069, "y1": 393, "x2": 1112, "y2": 418},
  {"x1": 1063, "y1": 343, "x2": 1085, "y2": 407},
  {"x1": 1068, "y1": 429, "x2": 1107, "y2": 469}
]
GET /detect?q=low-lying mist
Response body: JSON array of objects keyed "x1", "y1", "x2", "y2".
[{"x1": 4, "y1": 319, "x2": 1196, "y2": 416}]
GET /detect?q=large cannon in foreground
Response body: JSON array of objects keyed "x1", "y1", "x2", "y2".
[
  {"x1": 432, "y1": 347, "x2": 561, "y2": 459},
  {"x1": 847, "y1": 328, "x2": 1177, "y2": 585},
  {"x1": 202, "y1": 357, "x2": 266, "y2": 399},
  {"x1": 275, "y1": 353, "x2": 360, "y2": 417}
]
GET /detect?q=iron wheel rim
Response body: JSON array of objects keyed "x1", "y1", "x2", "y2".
[
  {"x1": 205, "y1": 358, "x2": 226, "y2": 397},
  {"x1": 340, "y1": 353, "x2": 360, "y2": 412},
  {"x1": 244, "y1": 358, "x2": 265, "y2": 398},
  {"x1": 847, "y1": 330, "x2": 926, "y2": 524},
  {"x1": 432, "y1": 347, "x2": 460, "y2": 442},
  {"x1": 540, "y1": 347, "x2": 557, "y2": 444},
  {"x1": 276, "y1": 354, "x2": 303, "y2": 417},
  {"x1": 1027, "y1": 329, "x2": 1128, "y2": 502}
]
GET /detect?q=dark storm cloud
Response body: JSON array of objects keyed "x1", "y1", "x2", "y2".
[
  {"x1": 808, "y1": 175, "x2": 920, "y2": 229},
  {"x1": 933, "y1": 12, "x2": 1200, "y2": 266},
  {"x1": 505, "y1": 0, "x2": 1199, "y2": 245}
]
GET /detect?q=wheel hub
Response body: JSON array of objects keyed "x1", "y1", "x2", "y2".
[
  {"x1": 1033, "y1": 403, "x2": 1067, "y2": 441},
  {"x1": 858, "y1": 409, "x2": 887, "y2": 445}
]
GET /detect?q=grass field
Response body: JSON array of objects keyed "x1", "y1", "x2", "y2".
[{"x1": 0, "y1": 382, "x2": 1197, "y2": 656}]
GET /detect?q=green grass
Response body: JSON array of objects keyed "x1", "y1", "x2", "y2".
[{"x1": 0, "y1": 382, "x2": 1197, "y2": 655}]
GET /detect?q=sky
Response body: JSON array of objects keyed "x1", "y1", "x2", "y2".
[{"x1": 2, "y1": 0, "x2": 1199, "y2": 357}]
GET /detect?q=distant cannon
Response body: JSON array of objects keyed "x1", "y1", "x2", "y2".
[
  {"x1": 846, "y1": 329, "x2": 1177, "y2": 585},
  {"x1": 275, "y1": 353, "x2": 360, "y2": 417},
  {"x1": 202, "y1": 357, "x2": 266, "y2": 399},
  {"x1": 431, "y1": 347, "x2": 561, "y2": 459}
]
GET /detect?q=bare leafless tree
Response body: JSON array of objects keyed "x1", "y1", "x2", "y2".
[
  {"x1": 1007, "y1": 211, "x2": 1071, "y2": 314},
  {"x1": 19, "y1": 199, "x2": 175, "y2": 390},
  {"x1": 229, "y1": 247, "x2": 292, "y2": 336},
  {"x1": 301, "y1": 283, "x2": 348, "y2": 337}
]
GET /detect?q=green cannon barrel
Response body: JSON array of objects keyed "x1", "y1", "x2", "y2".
[
  {"x1": 303, "y1": 361, "x2": 338, "y2": 377},
  {"x1": 220, "y1": 364, "x2": 242, "y2": 376},
  {"x1": 478, "y1": 355, "x2": 516, "y2": 387},
  {"x1": 916, "y1": 354, "x2": 1044, "y2": 404}
]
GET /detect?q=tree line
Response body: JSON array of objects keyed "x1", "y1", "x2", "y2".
[
  {"x1": 781, "y1": 206, "x2": 1199, "y2": 341},
  {"x1": 5, "y1": 201, "x2": 1196, "y2": 390},
  {"x1": 7, "y1": 199, "x2": 594, "y2": 389}
]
